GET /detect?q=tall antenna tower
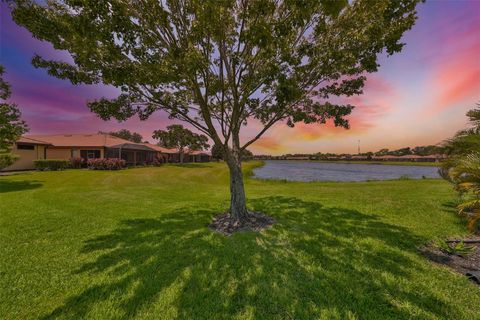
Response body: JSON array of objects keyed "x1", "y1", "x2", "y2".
[{"x1": 357, "y1": 140, "x2": 361, "y2": 154}]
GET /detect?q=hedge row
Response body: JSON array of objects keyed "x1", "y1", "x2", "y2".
[
  {"x1": 33, "y1": 159, "x2": 70, "y2": 171},
  {"x1": 33, "y1": 158, "x2": 158, "y2": 171}
]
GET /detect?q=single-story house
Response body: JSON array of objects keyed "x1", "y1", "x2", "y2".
[
  {"x1": 186, "y1": 150, "x2": 212, "y2": 163},
  {"x1": 372, "y1": 154, "x2": 446, "y2": 162},
  {"x1": 3, "y1": 134, "x2": 158, "y2": 170},
  {"x1": 142, "y1": 144, "x2": 211, "y2": 163},
  {"x1": 371, "y1": 155, "x2": 400, "y2": 161},
  {"x1": 28, "y1": 133, "x2": 161, "y2": 166},
  {"x1": 350, "y1": 155, "x2": 369, "y2": 161},
  {"x1": 3, "y1": 133, "x2": 213, "y2": 171},
  {"x1": 142, "y1": 143, "x2": 181, "y2": 163},
  {"x1": 3, "y1": 136, "x2": 52, "y2": 171}
]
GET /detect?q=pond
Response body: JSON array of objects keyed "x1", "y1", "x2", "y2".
[{"x1": 253, "y1": 160, "x2": 440, "y2": 182}]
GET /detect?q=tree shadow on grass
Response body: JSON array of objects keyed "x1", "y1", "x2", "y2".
[
  {"x1": 0, "y1": 179, "x2": 43, "y2": 193},
  {"x1": 41, "y1": 196, "x2": 461, "y2": 319}
]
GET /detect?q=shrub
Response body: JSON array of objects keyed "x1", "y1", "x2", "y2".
[
  {"x1": 0, "y1": 152, "x2": 19, "y2": 170},
  {"x1": 437, "y1": 240, "x2": 475, "y2": 257},
  {"x1": 87, "y1": 158, "x2": 125, "y2": 170},
  {"x1": 34, "y1": 159, "x2": 69, "y2": 171},
  {"x1": 152, "y1": 156, "x2": 164, "y2": 167},
  {"x1": 70, "y1": 157, "x2": 84, "y2": 169}
]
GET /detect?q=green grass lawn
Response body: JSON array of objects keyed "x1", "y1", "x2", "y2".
[{"x1": 1, "y1": 162, "x2": 479, "y2": 319}]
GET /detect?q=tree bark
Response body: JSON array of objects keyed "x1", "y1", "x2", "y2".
[
  {"x1": 225, "y1": 147, "x2": 249, "y2": 222},
  {"x1": 179, "y1": 148, "x2": 184, "y2": 163}
]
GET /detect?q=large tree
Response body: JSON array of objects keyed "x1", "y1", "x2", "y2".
[
  {"x1": 10, "y1": 0, "x2": 422, "y2": 223},
  {"x1": 0, "y1": 65, "x2": 28, "y2": 169},
  {"x1": 153, "y1": 124, "x2": 209, "y2": 163},
  {"x1": 100, "y1": 129, "x2": 143, "y2": 143}
]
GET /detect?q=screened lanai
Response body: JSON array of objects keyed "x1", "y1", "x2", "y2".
[{"x1": 105, "y1": 143, "x2": 157, "y2": 166}]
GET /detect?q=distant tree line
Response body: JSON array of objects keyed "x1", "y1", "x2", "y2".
[
  {"x1": 255, "y1": 144, "x2": 446, "y2": 160},
  {"x1": 99, "y1": 129, "x2": 144, "y2": 143}
]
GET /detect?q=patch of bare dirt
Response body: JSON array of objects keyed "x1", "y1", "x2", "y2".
[
  {"x1": 209, "y1": 211, "x2": 275, "y2": 236},
  {"x1": 419, "y1": 236, "x2": 480, "y2": 285}
]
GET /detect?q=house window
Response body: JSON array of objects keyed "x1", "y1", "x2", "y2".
[
  {"x1": 17, "y1": 144, "x2": 35, "y2": 150},
  {"x1": 80, "y1": 150, "x2": 101, "y2": 159}
]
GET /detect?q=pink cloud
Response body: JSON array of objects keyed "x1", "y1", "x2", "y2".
[{"x1": 429, "y1": 42, "x2": 480, "y2": 113}]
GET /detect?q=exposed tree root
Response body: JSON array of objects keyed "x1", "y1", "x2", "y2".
[{"x1": 209, "y1": 211, "x2": 275, "y2": 236}]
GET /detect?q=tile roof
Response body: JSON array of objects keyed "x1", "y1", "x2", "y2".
[
  {"x1": 21, "y1": 134, "x2": 185, "y2": 154},
  {"x1": 17, "y1": 136, "x2": 52, "y2": 145},
  {"x1": 142, "y1": 143, "x2": 179, "y2": 154},
  {"x1": 187, "y1": 149, "x2": 211, "y2": 156},
  {"x1": 25, "y1": 133, "x2": 138, "y2": 148}
]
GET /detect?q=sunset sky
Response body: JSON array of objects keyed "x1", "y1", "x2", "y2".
[{"x1": 1, "y1": 1, "x2": 479, "y2": 155}]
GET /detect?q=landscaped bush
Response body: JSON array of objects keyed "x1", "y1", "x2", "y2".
[
  {"x1": 34, "y1": 159, "x2": 69, "y2": 171},
  {"x1": 152, "y1": 156, "x2": 164, "y2": 167},
  {"x1": 87, "y1": 158, "x2": 126, "y2": 170},
  {"x1": 0, "y1": 152, "x2": 18, "y2": 170},
  {"x1": 70, "y1": 157, "x2": 84, "y2": 169}
]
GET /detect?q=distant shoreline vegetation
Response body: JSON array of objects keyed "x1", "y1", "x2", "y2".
[
  {"x1": 253, "y1": 145, "x2": 446, "y2": 165},
  {"x1": 302, "y1": 160, "x2": 438, "y2": 167}
]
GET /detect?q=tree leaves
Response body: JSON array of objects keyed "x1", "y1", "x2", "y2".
[
  {"x1": 441, "y1": 105, "x2": 480, "y2": 233},
  {"x1": 0, "y1": 65, "x2": 12, "y2": 100},
  {"x1": 9, "y1": 0, "x2": 422, "y2": 150},
  {"x1": 0, "y1": 65, "x2": 28, "y2": 153},
  {"x1": 101, "y1": 129, "x2": 143, "y2": 143},
  {"x1": 153, "y1": 124, "x2": 209, "y2": 151}
]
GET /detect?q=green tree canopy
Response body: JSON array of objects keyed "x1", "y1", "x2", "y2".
[
  {"x1": 153, "y1": 124, "x2": 209, "y2": 162},
  {"x1": 0, "y1": 65, "x2": 28, "y2": 169},
  {"x1": 100, "y1": 129, "x2": 143, "y2": 143},
  {"x1": 411, "y1": 145, "x2": 444, "y2": 156},
  {"x1": 389, "y1": 147, "x2": 412, "y2": 156},
  {"x1": 211, "y1": 143, "x2": 224, "y2": 161},
  {"x1": 9, "y1": 0, "x2": 422, "y2": 222}
]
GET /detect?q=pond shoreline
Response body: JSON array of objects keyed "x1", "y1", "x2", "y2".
[
  {"x1": 254, "y1": 159, "x2": 440, "y2": 167},
  {"x1": 306, "y1": 160, "x2": 440, "y2": 167},
  {"x1": 252, "y1": 160, "x2": 440, "y2": 182}
]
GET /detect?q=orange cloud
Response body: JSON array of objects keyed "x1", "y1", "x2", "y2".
[
  {"x1": 246, "y1": 75, "x2": 399, "y2": 153},
  {"x1": 431, "y1": 44, "x2": 480, "y2": 112},
  {"x1": 251, "y1": 136, "x2": 285, "y2": 152}
]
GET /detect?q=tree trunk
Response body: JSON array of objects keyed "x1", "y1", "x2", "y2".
[
  {"x1": 179, "y1": 149, "x2": 184, "y2": 163},
  {"x1": 225, "y1": 148, "x2": 249, "y2": 222}
]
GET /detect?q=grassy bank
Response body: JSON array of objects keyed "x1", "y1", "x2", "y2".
[{"x1": 1, "y1": 162, "x2": 478, "y2": 319}]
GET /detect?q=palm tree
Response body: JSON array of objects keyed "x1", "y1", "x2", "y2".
[
  {"x1": 441, "y1": 104, "x2": 480, "y2": 234},
  {"x1": 443, "y1": 103, "x2": 480, "y2": 156},
  {"x1": 444, "y1": 153, "x2": 480, "y2": 233}
]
